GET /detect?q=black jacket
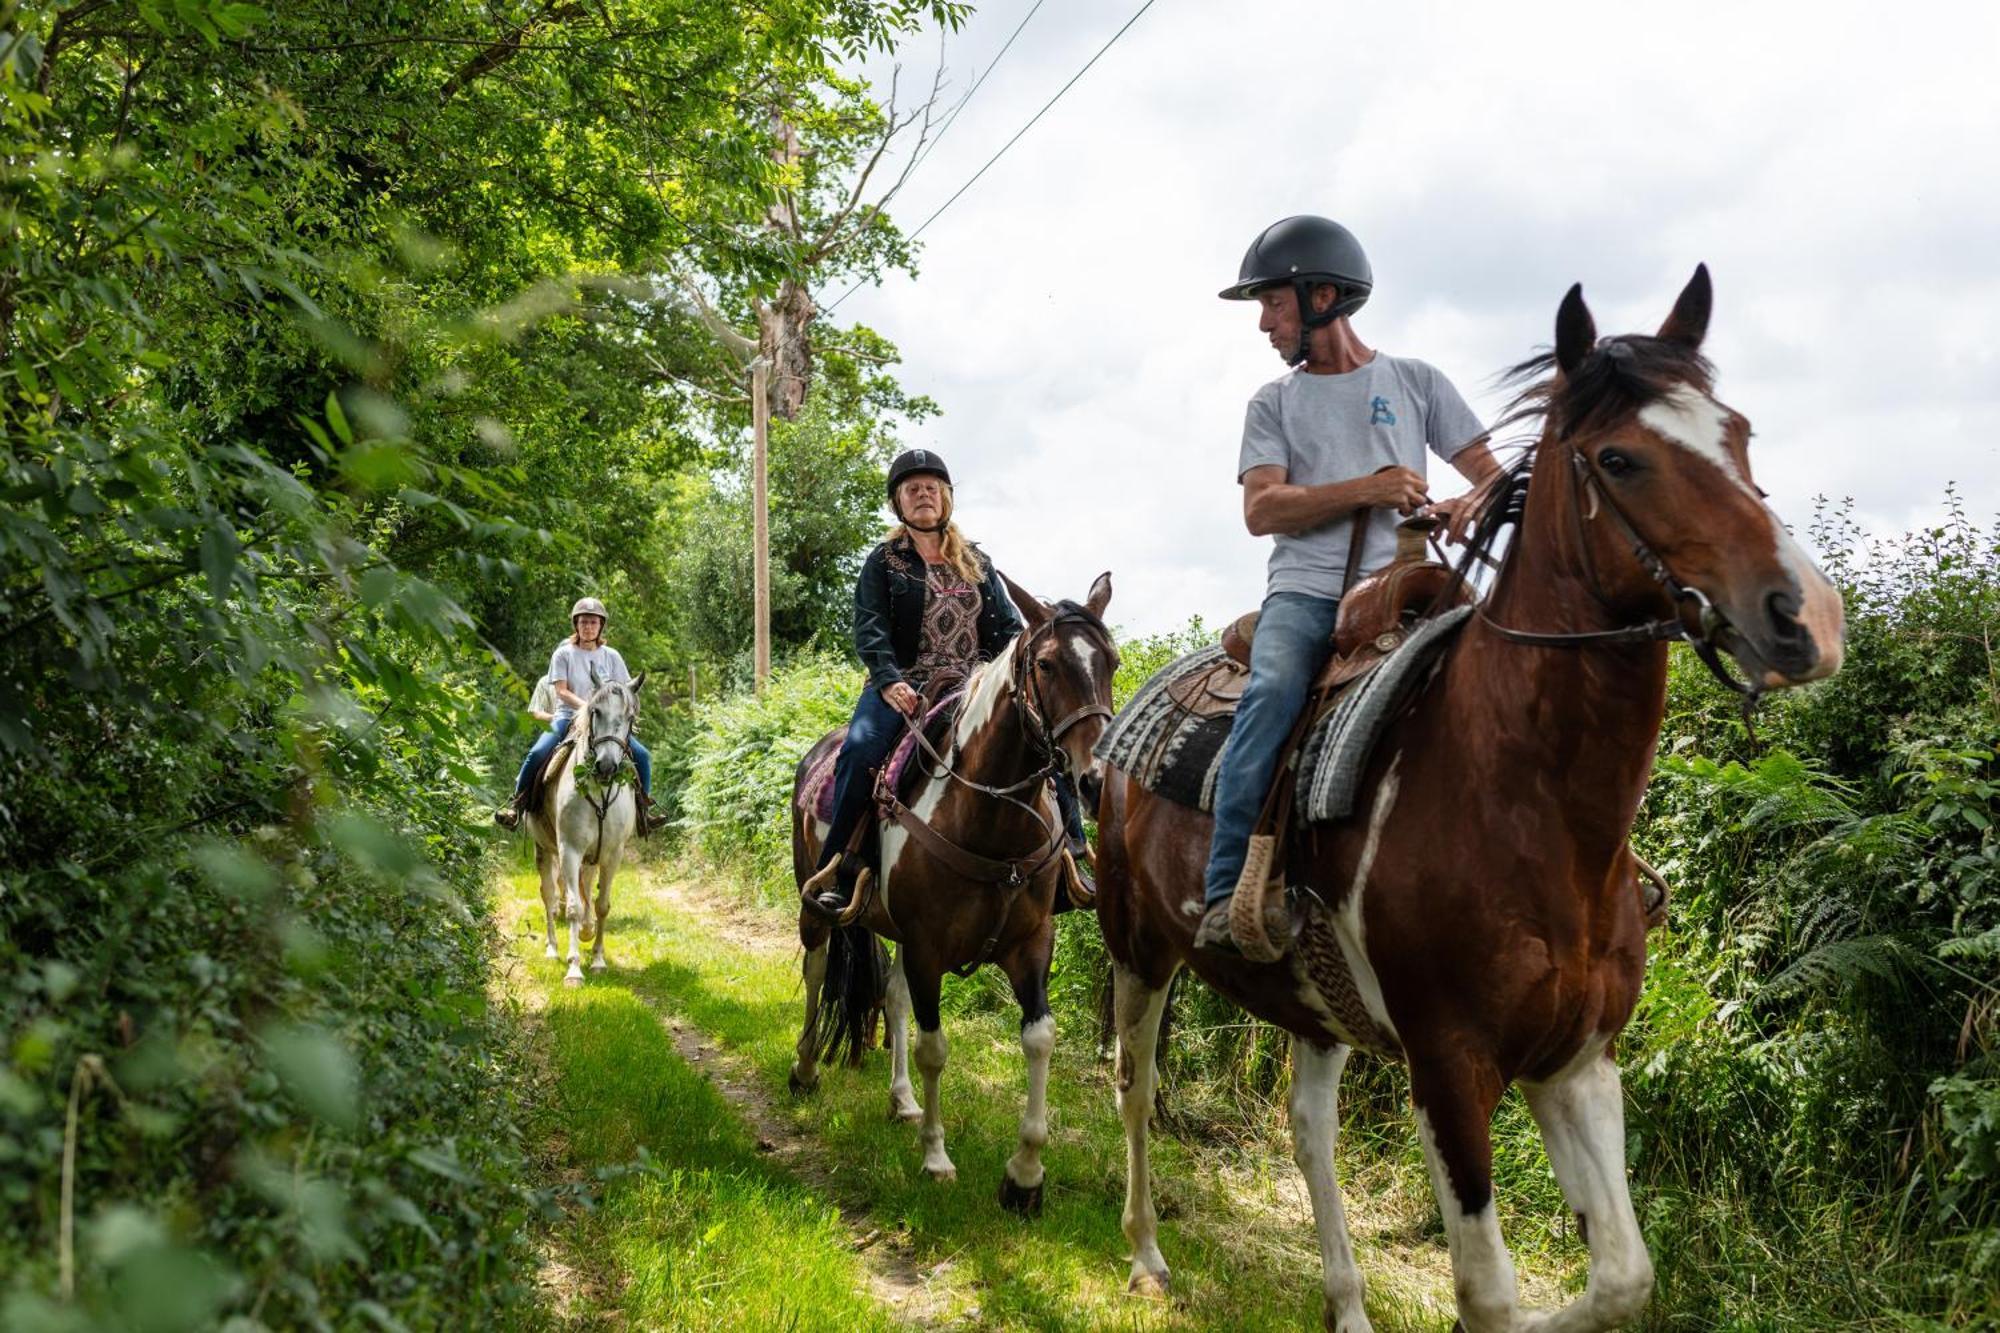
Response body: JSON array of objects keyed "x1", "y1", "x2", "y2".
[{"x1": 853, "y1": 535, "x2": 1022, "y2": 691}]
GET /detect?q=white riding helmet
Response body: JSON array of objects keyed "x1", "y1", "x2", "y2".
[{"x1": 570, "y1": 596, "x2": 609, "y2": 624}]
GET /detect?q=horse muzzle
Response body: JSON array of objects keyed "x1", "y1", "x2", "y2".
[{"x1": 1718, "y1": 572, "x2": 1846, "y2": 689}]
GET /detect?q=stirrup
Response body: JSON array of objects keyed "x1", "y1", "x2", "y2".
[
  {"x1": 1227, "y1": 834, "x2": 1291, "y2": 963},
  {"x1": 801, "y1": 854, "x2": 848, "y2": 919},
  {"x1": 1059, "y1": 847, "x2": 1096, "y2": 910}
]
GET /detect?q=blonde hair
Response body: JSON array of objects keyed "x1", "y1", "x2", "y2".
[{"x1": 890, "y1": 484, "x2": 984, "y2": 584}]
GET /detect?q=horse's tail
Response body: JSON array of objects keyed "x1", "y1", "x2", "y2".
[{"x1": 812, "y1": 922, "x2": 887, "y2": 1069}]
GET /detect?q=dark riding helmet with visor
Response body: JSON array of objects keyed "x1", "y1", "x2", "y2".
[
  {"x1": 1219, "y1": 215, "x2": 1373, "y2": 366},
  {"x1": 886, "y1": 448, "x2": 952, "y2": 532}
]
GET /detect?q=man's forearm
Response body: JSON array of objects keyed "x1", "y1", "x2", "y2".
[{"x1": 1245, "y1": 475, "x2": 1376, "y2": 537}]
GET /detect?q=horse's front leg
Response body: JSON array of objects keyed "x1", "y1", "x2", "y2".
[
  {"x1": 997, "y1": 930, "x2": 1057, "y2": 1216},
  {"x1": 884, "y1": 944, "x2": 921, "y2": 1120},
  {"x1": 1291, "y1": 1036, "x2": 1370, "y2": 1332},
  {"x1": 905, "y1": 955, "x2": 956, "y2": 1181},
  {"x1": 1409, "y1": 1048, "x2": 1519, "y2": 1332},
  {"x1": 536, "y1": 843, "x2": 559, "y2": 960},
  {"x1": 588, "y1": 848, "x2": 617, "y2": 973},
  {"x1": 1113, "y1": 961, "x2": 1174, "y2": 1296},
  {"x1": 558, "y1": 846, "x2": 587, "y2": 988},
  {"x1": 1519, "y1": 1052, "x2": 1653, "y2": 1332}
]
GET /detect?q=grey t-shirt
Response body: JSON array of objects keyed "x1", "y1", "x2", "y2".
[
  {"x1": 546, "y1": 642, "x2": 630, "y2": 721},
  {"x1": 1237, "y1": 354, "x2": 1485, "y2": 598}
]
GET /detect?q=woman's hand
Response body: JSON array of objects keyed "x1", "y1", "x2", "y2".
[{"x1": 883, "y1": 682, "x2": 922, "y2": 717}]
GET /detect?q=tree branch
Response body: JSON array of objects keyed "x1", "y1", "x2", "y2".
[
  {"x1": 437, "y1": 1, "x2": 585, "y2": 106},
  {"x1": 670, "y1": 273, "x2": 757, "y2": 363}
]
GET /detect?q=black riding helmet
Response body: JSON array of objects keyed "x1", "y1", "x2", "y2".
[
  {"x1": 885, "y1": 447, "x2": 950, "y2": 498},
  {"x1": 1219, "y1": 215, "x2": 1373, "y2": 365},
  {"x1": 885, "y1": 448, "x2": 952, "y2": 532}
]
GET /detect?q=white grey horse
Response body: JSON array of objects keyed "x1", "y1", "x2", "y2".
[{"x1": 526, "y1": 669, "x2": 645, "y2": 986}]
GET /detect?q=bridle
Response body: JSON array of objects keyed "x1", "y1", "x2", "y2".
[
  {"x1": 576, "y1": 685, "x2": 637, "y2": 861},
  {"x1": 1470, "y1": 397, "x2": 1763, "y2": 707}
]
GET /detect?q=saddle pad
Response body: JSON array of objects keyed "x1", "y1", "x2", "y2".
[
  {"x1": 797, "y1": 690, "x2": 966, "y2": 824},
  {"x1": 1092, "y1": 644, "x2": 1240, "y2": 813},
  {"x1": 1295, "y1": 605, "x2": 1472, "y2": 824}
]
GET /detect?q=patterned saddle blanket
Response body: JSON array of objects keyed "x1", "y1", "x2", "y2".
[
  {"x1": 797, "y1": 689, "x2": 965, "y2": 824},
  {"x1": 1093, "y1": 606, "x2": 1472, "y2": 824}
]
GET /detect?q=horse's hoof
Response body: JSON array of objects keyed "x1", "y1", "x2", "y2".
[
  {"x1": 562, "y1": 974, "x2": 583, "y2": 989},
  {"x1": 923, "y1": 1164, "x2": 957, "y2": 1183},
  {"x1": 788, "y1": 1068, "x2": 818, "y2": 1097},
  {"x1": 889, "y1": 1102, "x2": 923, "y2": 1124},
  {"x1": 997, "y1": 1175, "x2": 1043, "y2": 1217},
  {"x1": 589, "y1": 959, "x2": 607, "y2": 973},
  {"x1": 1126, "y1": 1268, "x2": 1170, "y2": 1298},
  {"x1": 543, "y1": 945, "x2": 559, "y2": 960}
]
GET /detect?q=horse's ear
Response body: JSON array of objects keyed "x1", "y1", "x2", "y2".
[
  {"x1": 1657, "y1": 263, "x2": 1712, "y2": 350},
  {"x1": 1085, "y1": 571, "x2": 1112, "y2": 618},
  {"x1": 629, "y1": 670, "x2": 646, "y2": 694},
  {"x1": 999, "y1": 570, "x2": 1051, "y2": 629},
  {"x1": 1555, "y1": 283, "x2": 1596, "y2": 377}
]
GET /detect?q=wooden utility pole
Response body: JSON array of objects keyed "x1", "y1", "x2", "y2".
[{"x1": 751, "y1": 356, "x2": 772, "y2": 689}]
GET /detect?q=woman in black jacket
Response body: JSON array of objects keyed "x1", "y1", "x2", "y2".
[{"x1": 805, "y1": 449, "x2": 1086, "y2": 913}]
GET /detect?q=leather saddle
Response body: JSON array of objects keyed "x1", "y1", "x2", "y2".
[{"x1": 1214, "y1": 515, "x2": 1471, "y2": 694}]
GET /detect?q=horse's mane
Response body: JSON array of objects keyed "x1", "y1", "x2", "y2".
[{"x1": 1450, "y1": 332, "x2": 1718, "y2": 585}]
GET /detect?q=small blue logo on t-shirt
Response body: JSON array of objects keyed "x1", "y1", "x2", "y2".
[{"x1": 1370, "y1": 396, "x2": 1397, "y2": 426}]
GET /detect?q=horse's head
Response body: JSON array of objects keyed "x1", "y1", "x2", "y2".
[
  {"x1": 1520, "y1": 266, "x2": 1844, "y2": 691},
  {"x1": 581, "y1": 666, "x2": 646, "y2": 781},
  {"x1": 1000, "y1": 571, "x2": 1117, "y2": 805}
]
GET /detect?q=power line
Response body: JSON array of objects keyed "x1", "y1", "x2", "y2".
[
  {"x1": 907, "y1": 0, "x2": 1049, "y2": 179},
  {"x1": 825, "y1": 0, "x2": 1163, "y2": 314}
]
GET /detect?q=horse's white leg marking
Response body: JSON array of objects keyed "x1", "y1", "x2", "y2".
[
  {"x1": 558, "y1": 845, "x2": 585, "y2": 987},
  {"x1": 1337, "y1": 753, "x2": 1402, "y2": 1045},
  {"x1": 1415, "y1": 1106, "x2": 1521, "y2": 1333},
  {"x1": 1113, "y1": 964, "x2": 1173, "y2": 1295},
  {"x1": 913, "y1": 1023, "x2": 955, "y2": 1181},
  {"x1": 1291, "y1": 1038, "x2": 1371, "y2": 1332},
  {"x1": 1522, "y1": 1054, "x2": 1653, "y2": 1332},
  {"x1": 588, "y1": 851, "x2": 615, "y2": 972},
  {"x1": 884, "y1": 947, "x2": 920, "y2": 1120},
  {"x1": 536, "y1": 845, "x2": 559, "y2": 960},
  {"x1": 790, "y1": 941, "x2": 828, "y2": 1092},
  {"x1": 1004, "y1": 1014, "x2": 1056, "y2": 1191}
]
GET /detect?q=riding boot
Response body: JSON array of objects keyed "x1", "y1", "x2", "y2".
[
  {"x1": 1193, "y1": 896, "x2": 1241, "y2": 955},
  {"x1": 635, "y1": 790, "x2": 668, "y2": 837},
  {"x1": 493, "y1": 790, "x2": 527, "y2": 830}
]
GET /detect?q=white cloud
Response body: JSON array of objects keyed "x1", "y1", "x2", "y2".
[{"x1": 837, "y1": 0, "x2": 2000, "y2": 635}]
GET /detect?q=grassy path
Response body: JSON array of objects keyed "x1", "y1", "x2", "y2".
[{"x1": 500, "y1": 855, "x2": 1575, "y2": 1330}]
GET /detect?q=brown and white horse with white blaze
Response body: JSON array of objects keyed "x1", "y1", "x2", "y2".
[
  {"x1": 789, "y1": 573, "x2": 1116, "y2": 1212},
  {"x1": 1096, "y1": 269, "x2": 1843, "y2": 1331}
]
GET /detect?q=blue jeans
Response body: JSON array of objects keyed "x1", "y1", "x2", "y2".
[
  {"x1": 818, "y1": 687, "x2": 907, "y2": 869},
  {"x1": 817, "y1": 686, "x2": 1087, "y2": 870},
  {"x1": 514, "y1": 718, "x2": 652, "y2": 796},
  {"x1": 1203, "y1": 591, "x2": 1342, "y2": 906}
]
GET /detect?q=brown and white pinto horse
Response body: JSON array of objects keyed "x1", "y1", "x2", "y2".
[
  {"x1": 1097, "y1": 269, "x2": 1844, "y2": 1331},
  {"x1": 789, "y1": 573, "x2": 1117, "y2": 1212}
]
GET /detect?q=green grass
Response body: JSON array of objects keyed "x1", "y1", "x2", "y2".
[
  {"x1": 501, "y1": 858, "x2": 1493, "y2": 1331},
  {"x1": 511, "y1": 881, "x2": 898, "y2": 1331}
]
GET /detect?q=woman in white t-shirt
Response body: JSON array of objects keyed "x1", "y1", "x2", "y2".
[{"x1": 495, "y1": 597, "x2": 661, "y2": 830}]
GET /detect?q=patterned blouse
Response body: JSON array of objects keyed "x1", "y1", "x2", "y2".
[{"x1": 907, "y1": 562, "x2": 983, "y2": 689}]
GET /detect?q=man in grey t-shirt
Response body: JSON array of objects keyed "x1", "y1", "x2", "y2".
[{"x1": 1196, "y1": 215, "x2": 1500, "y2": 955}]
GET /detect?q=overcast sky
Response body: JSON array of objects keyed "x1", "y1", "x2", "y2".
[{"x1": 835, "y1": 0, "x2": 2000, "y2": 636}]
